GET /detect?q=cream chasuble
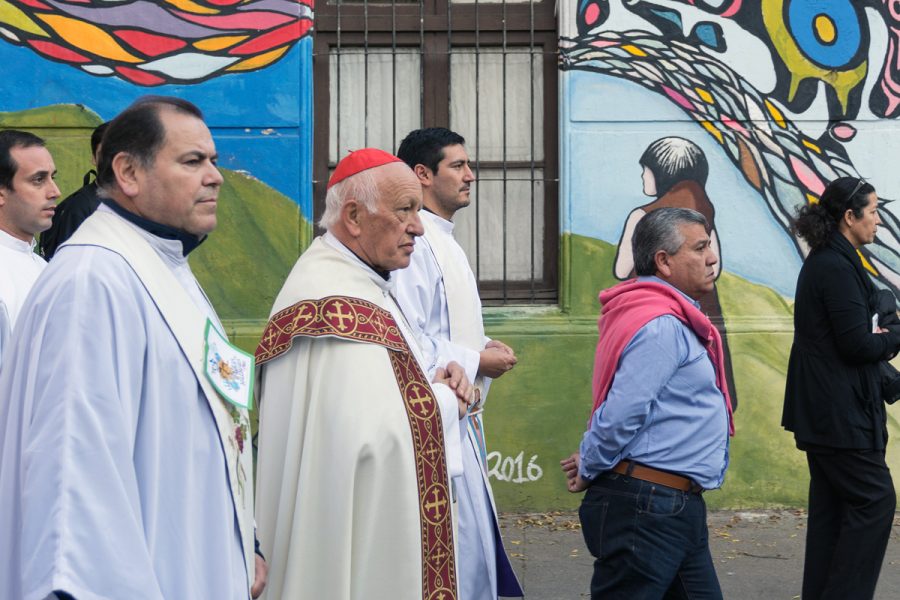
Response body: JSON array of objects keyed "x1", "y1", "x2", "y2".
[{"x1": 255, "y1": 235, "x2": 462, "y2": 600}]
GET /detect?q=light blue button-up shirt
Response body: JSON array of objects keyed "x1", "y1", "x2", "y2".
[{"x1": 579, "y1": 277, "x2": 730, "y2": 490}]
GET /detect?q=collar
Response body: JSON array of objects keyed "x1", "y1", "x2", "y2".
[
  {"x1": 0, "y1": 228, "x2": 37, "y2": 254},
  {"x1": 101, "y1": 198, "x2": 206, "y2": 256},
  {"x1": 322, "y1": 232, "x2": 395, "y2": 292},
  {"x1": 420, "y1": 208, "x2": 454, "y2": 234},
  {"x1": 639, "y1": 275, "x2": 701, "y2": 308}
]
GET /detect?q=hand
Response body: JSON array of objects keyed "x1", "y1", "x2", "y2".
[
  {"x1": 560, "y1": 452, "x2": 589, "y2": 493},
  {"x1": 251, "y1": 554, "x2": 268, "y2": 598},
  {"x1": 479, "y1": 341, "x2": 517, "y2": 379},
  {"x1": 434, "y1": 362, "x2": 474, "y2": 418}
]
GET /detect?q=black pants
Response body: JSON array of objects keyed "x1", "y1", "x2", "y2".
[{"x1": 803, "y1": 449, "x2": 896, "y2": 600}]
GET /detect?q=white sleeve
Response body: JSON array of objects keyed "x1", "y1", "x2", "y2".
[
  {"x1": 432, "y1": 382, "x2": 464, "y2": 478},
  {"x1": 394, "y1": 239, "x2": 481, "y2": 382}
]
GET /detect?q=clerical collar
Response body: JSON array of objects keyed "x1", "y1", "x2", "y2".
[
  {"x1": 0, "y1": 228, "x2": 37, "y2": 254},
  {"x1": 101, "y1": 198, "x2": 206, "y2": 256},
  {"x1": 420, "y1": 208, "x2": 454, "y2": 234}
]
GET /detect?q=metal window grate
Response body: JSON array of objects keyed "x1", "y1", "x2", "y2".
[{"x1": 313, "y1": 0, "x2": 558, "y2": 304}]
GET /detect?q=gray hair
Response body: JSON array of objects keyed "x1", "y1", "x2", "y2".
[
  {"x1": 632, "y1": 207, "x2": 708, "y2": 276},
  {"x1": 318, "y1": 168, "x2": 379, "y2": 230}
]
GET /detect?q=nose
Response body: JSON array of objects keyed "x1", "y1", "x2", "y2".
[
  {"x1": 410, "y1": 209, "x2": 425, "y2": 237},
  {"x1": 876, "y1": 211, "x2": 883, "y2": 225},
  {"x1": 205, "y1": 162, "x2": 224, "y2": 187},
  {"x1": 464, "y1": 164, "x2": 475, "y2": 183},
  {"x1": 48, "y1": 178, "x2": 61, "y2": 200},
  {"x1": 706, "y1": 247, "x2": 718, "y2": 266}
]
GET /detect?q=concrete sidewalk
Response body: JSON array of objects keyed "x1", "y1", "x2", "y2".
[{"x1": 499, "y1": 510, "x2": 900, "y2": 599}]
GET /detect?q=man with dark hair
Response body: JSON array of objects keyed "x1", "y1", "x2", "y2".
[
  {"x1": 394, "y1": 127, "x2": 523, "y2": 600},
  {"x1": 0, "y1": 129, "x2": 59, "y2": 368},
  {"x1": 561, "y1": 207, "x2": 734, "y2": 599},
  {"x1": 39, "y1": 121, "x2": 108, "y2": 259},
  {"x1": 0, "y1": 96, "x2": 267, "y2": 599}
]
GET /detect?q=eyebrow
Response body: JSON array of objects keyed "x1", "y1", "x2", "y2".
[{"x1": 181, "y1": 150, "x2": 217, "y2": 160}]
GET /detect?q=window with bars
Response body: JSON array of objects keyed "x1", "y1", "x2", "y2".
[{"x1": 313, "y1": 0, "x2": 558, "y2": 304}]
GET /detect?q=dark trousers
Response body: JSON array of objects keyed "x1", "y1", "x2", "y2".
[
  {"x1": 803, "y1": 450, "x2": 896, "y2": 600},
  {"x1": 578, "y1": 472, "x2": 722, "y2": 600}
]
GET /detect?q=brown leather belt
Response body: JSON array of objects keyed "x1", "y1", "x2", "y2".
[{"x1": 611, "y1": 460, "x2": 703, "y2": 494}]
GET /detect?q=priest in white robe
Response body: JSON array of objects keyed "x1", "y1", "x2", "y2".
[
  {"x1": 255, "y1": 149, "x2": 471, "y2": 600},
  {"x1": 395, "y1": 128, "x2": 524, "y2": 599},
  {"x1": 0, "y1": 97, "x2": 264, "y2": 600},
  {"x1": 0, "y1": 130, "x2": 59, "y2": 368}
]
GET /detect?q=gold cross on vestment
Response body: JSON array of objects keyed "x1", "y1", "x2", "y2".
[
  {"x1": 408, "y1": 385, "x2": 433, "y2": 414},
  {"x1": 290, "y1": 305, "x2": 313, "y2": 331},
  {"x1": 325, "y1": 301, "x2": 354, "y2": 331},
  {"x1": 425, "y1": 442, "x2": 440, "y2": 462},
  {"x1": 429, "y1": 547, "x2": 449, "y2": 565},
  {"x1": 424, "y1": 487, "x2": 448, "y2": 519}
]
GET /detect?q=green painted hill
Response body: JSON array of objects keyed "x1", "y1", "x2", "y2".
[
  {"x1": 2, "y1": 103, "x2": 309, "y2": 327},
  {"x1": 483, "y1": 233, "x2": 891, "y2": 510},
  {"x1": 190, "y1": 170, "x2": 308, "y2": 322}
]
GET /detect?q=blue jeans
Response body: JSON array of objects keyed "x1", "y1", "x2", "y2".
[{"x1": 578, "y1": 472, "x2": 723, "y2": 600}]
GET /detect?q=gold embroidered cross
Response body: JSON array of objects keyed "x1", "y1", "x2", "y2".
[
  {"x1": 290, "y1": 305, "x2": 313, "y2": 330},
  {"x1": 429, "y1": 547, "x2": 449, "y2": 565},
  {"x1": 408, "y1": 385, "x2": 432, "y2": 414},
  {"x1": 425, "y1": 442, "x2": 440, "y2": 462},
  {"x1": 424, "y1": 486, "x2": 448, "y2": 520},
  {"x1": 325, "y1": 301, "x2": 354, "y2": 331}
]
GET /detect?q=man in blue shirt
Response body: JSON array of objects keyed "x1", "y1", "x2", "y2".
[{"x1": 561, "y1": 207, "x2": 732, "y2": 599}]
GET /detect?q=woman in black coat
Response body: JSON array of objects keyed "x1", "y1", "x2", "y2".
[{"x1": 783, "y1": 177, "x2": 900, "y2": 600}]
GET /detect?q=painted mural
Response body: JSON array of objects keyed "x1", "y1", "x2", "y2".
[
  {"x1": 551, "y1": 0, "x2": 900, "y2": 509},
  {"x1": 0, "y1": 0, "x2": 315, "y2": 327}
]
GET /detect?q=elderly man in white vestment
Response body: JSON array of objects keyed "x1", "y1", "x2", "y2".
[
  {"x1": 394, "y1": 128, "x2": 524, "y2": 599},
  {"x1": 255, "y1": 148, "x2": 473, "y2": 600},
  {"x1": 0, "y1": 96, "x2": 267, "y2": 600},
  {"x1": 0, "y1": 129, "x2": 59, "y2": 368}
]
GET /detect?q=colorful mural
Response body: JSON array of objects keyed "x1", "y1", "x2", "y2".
[
  {"x1": 0, "y1": 0, "x2": 313, "y2": 86},
  {"x1": 0, "y1": 0, "x2": 315, "y2": 326},
  {"x1": 547, "y1": 0, "x2": 900, "y2": 511}
]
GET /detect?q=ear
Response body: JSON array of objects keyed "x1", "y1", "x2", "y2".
[
  {"x1": 0, "y1": 186, "x2": 7, "y2": 207},
  {"x1": 653, "y1": 249, "x2": 672, "y2": 278},
  {"x1": 340, "y1": 198, "x2": 364, "y2": 238},
  {"x1": 112, "y1": 152, "x2": 140, "y2": 198},
  {"x1": 844, "y1": 208, "x2": 856, "y2": 226},
  {"x1": 413, "y1": 164, "x2": 432, "y2": 187}
]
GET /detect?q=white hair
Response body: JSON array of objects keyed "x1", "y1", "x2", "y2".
[{"x1": 318, "y1": 168, "x2": 380, "y2": 231}]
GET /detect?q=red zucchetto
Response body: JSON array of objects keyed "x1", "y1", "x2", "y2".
[{"x1": 327, "y1": 148, "x2": 404, "y2": 189}]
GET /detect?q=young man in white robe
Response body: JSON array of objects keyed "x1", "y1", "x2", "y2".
[
  {"x1": 0, "y1": 130, "x2": 59, "y2": 368},
  {"x1": 254, "y1": 148, "x2": 473, "y2": 600},
  {"x1": 0, "y1": 96, "x2": 267, "y2": 600},
  {"x1": 394, "y1": 128, "x2": 524, "y2": 599}
]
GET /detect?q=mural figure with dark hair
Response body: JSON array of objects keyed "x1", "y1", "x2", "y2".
[{"x1": 614, "y1": 136, "x2": 738, "y2": 408}]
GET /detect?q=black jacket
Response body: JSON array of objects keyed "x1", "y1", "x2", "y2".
[
  {"x1": 782, "y1": 232, "x2": 900, "y2": 449},
  {"x1": 39, "y1": 173, "x2": 100, "y2": 260}
]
